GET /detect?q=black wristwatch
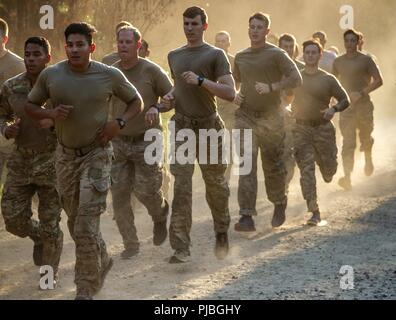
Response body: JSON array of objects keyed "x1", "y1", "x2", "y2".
[
  {"x1": 197, "y1": 75, "x2": 205, "y2": 86},
  {"x1": 115, "y1": 118, "x2": 126, "y2": 129}
]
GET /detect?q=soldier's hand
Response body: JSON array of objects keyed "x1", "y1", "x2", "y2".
[
  {"x1": 38, "y1": 118, "x2": 55, "y2": 129},
  {"x1": 51, "y1": 104, "x2": 74, "y2": 120},
  {"x1": 145, "y1": 106, "x2": 159, "y2": 127},
  {"x1": 349, "y1": 92, "x2": 362, "y2": 104},
  {"x1": 321, "y1": 107, "x2": 336, "y2": 121},
  {"x1": 233, "y1": 92, "x2": 245, "y2": 106},
  {"x1": 99, "y1": 120, "x2": 120, "y2": 146},
  {"x1": 255, "y1": 82, "x2": 271, "y2": 95},
  {"x1": 4, "y1": 118, "x2": 21, "y2": 139},
  {"x1": 182, "y1": 71, "x2": 199, "y2": 85},
  {"x1": 160, "y1": 91, "x2": 175, "y2": 111}
]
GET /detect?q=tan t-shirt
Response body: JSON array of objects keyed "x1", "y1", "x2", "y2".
[
  {"x1": 102, "y1": 52, "x2": 120, "y2": 66},
  {"x1": 234, "y1": 43, "x2": 299, "y2": 112},
  {"x1": 333, "y1": 52, "x2": 379, "y2": 94},
  {"x1": 28, "y1": 60, "x2": 138, "y2": 148},
  {"x1": 0, "y1": 72, "x2": 57, "y2": 149},
  {"x1": 111, "y1": 58, "x2": 172, "y2": 136},
  {"x1": 0, "y1": 50, "x2": 25, "y2": 86},
  {"x1": 168, "y1": 43, "x2": 231, "y2": 118},
  {"x1": 292, "y1": 69, "x2": 348, "y2": 120}
]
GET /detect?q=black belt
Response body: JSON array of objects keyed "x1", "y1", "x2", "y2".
[
  {"x1": 296, "y1": 118, "x2": 329, "y2": 127},
  {"x1": 174, "y1": 112, "x2": 218, "y2": 127},
  {"x1": 60, "y1": 140, "x2": 101, "y2": 157},
  {"x1": 117, "y1": 133, "x2": 146, "y2": 143}
]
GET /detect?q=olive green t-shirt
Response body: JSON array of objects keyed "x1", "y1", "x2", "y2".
[
  {"x1": 28, "y1": 60, "x2": 138, "y2": 148},
  {"x1": 102, "y1": 52, "x2": 120, "y2": 66},
  {"x1": 111, "y1": 58, "x2": 172, "y2": 136},
  {"x1": 333, "y1": 52, "x2": 379, "y2": 94},
  {"x1": 0, "y1": 50, "x2": 25, "y2": 86},
  {"x1": 292, "y1": 69, "x2": 348, "y2": 120},
  {"x1": 168, "y1": 43, "x2": 231, "y2": 118},
  {"x1": 294, "y1": 59, "x2": 305, "y2": 72},
  {"x1": 234, "y1": 43, "x2": 299, "y2": 112},
  {"x1": 217, "y1": 53, "x2": 235, "y2": 108},
  {"x1": 0, "y1": 72, "x2": 57, "y2": 149}
]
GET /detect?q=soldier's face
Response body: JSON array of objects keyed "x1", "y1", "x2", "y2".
[
  {"x1": 24, "y1": 43, "x2": 50, "y2": 76},
  {"x1": 183, "y1": 15, "x2": 206, "y2": 43},
  {"x1": 303, "y1": 44, "x2": 322, "y2": 67},
  {"x1": 248, "y1": 19, "x2": 269, "y2": 45},
  {"x1": 215, "y1": 34, "x2": 230, "y2": 51},
  {"x1": 117, "y1": 30, "x2": 139, "y2": 60},
  {"x1": 344, "y1": 33, "x2": 358, "y2": 53},
  {"x1": 65, "y1": 34, "x2": 95, "y2": 68},
  {"x1": 279, "y1": 40, "x2": 295, "y2": 59}
]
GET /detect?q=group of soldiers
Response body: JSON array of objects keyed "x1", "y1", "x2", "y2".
[{"x1": 0, "y1": 5, "x2": 382, "y2": 300}]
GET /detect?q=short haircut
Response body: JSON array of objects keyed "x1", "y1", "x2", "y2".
[
  {"x1": 117, "y1": 26, "x2": 142, "y2": 42},
  {"x1": 249, "y1": 12, "x2": 271, "y2": 29},
  {"x1": 279, "y1": 33, "x2": 296, "y2": 45},
  {"x1": 0, "y1": 18, "x2": 8, "y2": 38},
  {"x1": 64, "y1": 22, "x2": 97, "y2": 45},
  {"x1": 343, "y1": 29, "x2": 360, "y2": 41},
  {"x1": 24, "y1": 36, "x2": 51, "y2": 55},
  {"x1": 313, "y1": 30, "x2": 326, "y2": 40},
  {"x1": 216, "y1": 31, "x2": 231, "y2": 41},
  {"x1": 303, "y1": 39, "x2": 323, "y2": 54},
  {"x1": 141, "y1": 39, "x2": 149, "y2": 50},
  {"x1": 115, "y1": 21, "x2": 132, "y2": 34},
  {"x1": 183, "y1": 6, "x2": 208, "y2": 25}
]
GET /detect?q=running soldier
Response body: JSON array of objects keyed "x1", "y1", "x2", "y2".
[
  {"x1": 278, "y1": 33, "x2": 305, "y2": 194},
  {"x1": 233, "y1": 13, "x2": 302, "y2": 232},
  {"x1": 292, "y1": 40, "x2": 349, "y2": 225},
  {"x1": 0, "y1": 19, "x2": 25, "y2": 183},
  {"x1": 333, "y1": 29, "x2": 383, "y2": 190},
  {"x1": 312, "y1": 31, "x2": 337, "y2": 73},
  {"x1": 111, "y1": 26, "x2": 172, "y2": 258},
  {"x1": 0, "y1": 37, "x2": 63, "y2": 287},
  {"x1": 102, "y1": 21, "x2": 132, "y2": 66},
  {"x1": 25, "y1": 23, "x2": 143, "y2": 300},
  {"x1": 166, "y1": 6, "x2": 235, "y2": 263},
  {"x1": 214, "y1": 30, "x2": 236, "y2": 181}
]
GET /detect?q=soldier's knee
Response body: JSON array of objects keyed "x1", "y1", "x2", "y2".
[{"x1": 4, "y1": 217, "x2": 30, "y2": 238}]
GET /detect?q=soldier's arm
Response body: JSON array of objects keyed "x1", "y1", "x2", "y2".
[
  {"x1": 271, "y1": 53, "x2": 302, "y2": 91},
  {"x1": 200, "y1": 73, "x2": 236, "y2": 102},
  {"x1": 0, "y1": 84, "x2": 15, "y2": 137},
  {"x1": 362, "y1": 59, "x2": 383, "y2": 95},
  {"x1": 331, "y1": 77, "x2": 350, "y2": 113}
]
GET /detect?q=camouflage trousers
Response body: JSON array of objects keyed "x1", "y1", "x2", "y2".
[
  {"x1": 235, "y1": 108, "x2": 287, "y2": 217},
  {"x1": 1, "y1": 147, "x2": 63, "y2": 272},
  {"x1": 0, "y1": 145, "x2": 12, "y2": 186},
  {"x1": 339, "y1": 98, "x2": 374, "y2": 175},
  {"x1": 283, "y1": 109, "x2": 296, "y2": 194},
  {"x1": 111, "y1": 134, "x2": 168, "y2": 251},
  {"x1": 55, "y1": 143, "x2": 113, "y2": 293},
  {"x1": 293, "y1": 121, "x2": 338, "y2": 212},
  {"x1": 169, "y1": 113, "x2": 230, "y2": 252},
  {"x1": 217, "y1": 101, "x2": 237, "y2": 182}
]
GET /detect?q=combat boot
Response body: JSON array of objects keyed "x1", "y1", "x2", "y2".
[
  {"x1": 121, "y1": 246, "x2": 139, "y2": 259},
  {"x1": 214, "y1": 232, "x2": 229, "y2": 260},
  {"x1": 234, "y1": 216, "x2": 256, "y2": 232},
  {"x1": 307, "y1": 210, "x2": 321, "y2": 226},
  {"x1": 153, "y1": 201, "x2": 169, "y2": 246},
  {"x1": 75, "y1": 287, "x2": 93, "y2": 300},
  {"x1": 33, "y1": 241, "x2": 43, "y2": 266},
  {"x1": 169, "y1": 249, "x2": 191, "y2": 264},
  {"x1": 364, "y1": 151, "x2": 374, "y2": 176},
  {"x1": 338, "y1": 176, "x2": 352, "y2": 190},
  {"x1": 271, "y1": 199, "x2": 287, "y2": 228}
]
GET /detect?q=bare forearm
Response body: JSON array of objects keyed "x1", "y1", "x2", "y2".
[
  {"x1": 202, "y1": 79, "x2": 236, "y2": 102},
  {"x1": 273, "y1": 70, "x2": 302, "y2": 91},
  {"x1": 122, "y1": 96, "x2": 143, "y2": 122},
  {"x1": 362, "y1": 77, "x2": 383, "y2": 95},
  {"x1": 25, "y1": 102, "x2": 54, "y2": 120}
]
